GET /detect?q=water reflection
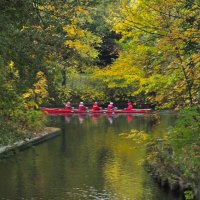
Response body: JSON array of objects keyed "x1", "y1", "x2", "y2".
[
  {"x1": 0, "y1": 114, "x2": 179, "y2": 200},
  {"x1": 107, "y1": 114, "x2": 114, "y2": 124},
  {"x1": 65, "y1": 113, "x2": 73, "y2": 123},
  {"x1": 63, "y1": 113, "x2": 142, "y2": 125},
  {"x1": 91, "y1": 113, "x2": 101, "y2": 123},
  {"x1": 78, "y1": 113, "x2": 86, "y2": 124},
  {"x1": 127, "y1": 114, "x2": 133, "y2": 123}
]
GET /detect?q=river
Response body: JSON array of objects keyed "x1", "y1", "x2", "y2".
[{"x1": 0, "y1": 112, "x2": 181, "y2": 200}]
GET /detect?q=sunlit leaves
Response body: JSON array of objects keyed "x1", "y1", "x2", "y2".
[
  {"x1": 23, "y1": 71, "x2": 48, "y2": 109},
  {"x1": 93, "y1": 51, "x2": 145, "y2": 100}
]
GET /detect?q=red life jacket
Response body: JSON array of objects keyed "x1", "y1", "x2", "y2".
[
  {"x1": 127, "y1": 104, "x2": 133, "y2": 110},
  {"x1": 92, "y1": 104, "x2": 100, "y2": 110}
]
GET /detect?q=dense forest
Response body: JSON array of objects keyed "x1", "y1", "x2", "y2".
[{"x1": 0, "y1": 0, "x2": 200, "y2": 197}]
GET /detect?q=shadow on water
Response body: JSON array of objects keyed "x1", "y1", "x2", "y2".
[{"x1": 0, "y1": 113, "x2": 181, "y2": 200}]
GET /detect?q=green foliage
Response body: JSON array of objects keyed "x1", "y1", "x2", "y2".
[
  {"x1": 22, "y1": 110, "x2": 46, "y2": 132},
  {"x1": 0, "y1": 109, "x2": 46, "y2": 146},
  {"x1": 169, "y1": 107, "x2": 200, "y2": 180},
  {"x1": 170, "y1": 107, "x2": 200, "y2": 140},
  {"x1": 0, "y1": 56, "x2": 46, "y2": 146},
  {"x1": 0, "y1": 119, "x2": 25, "y2": 146},
  {"x1": 67, "y1": 74, "x2": 106, "y2": 103},
  {"x1": 184, "y1": 190, "x2": 194, "y2": 200},
  {"x1": 146, "y1": 107, "x2": 200, "y2": 197}
]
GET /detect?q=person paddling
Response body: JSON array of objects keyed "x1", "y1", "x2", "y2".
[
  {"x1": 65, "y1": 102, "x2": 72, "y2": 111},
  {"x1": 107, "y1": 102, "x2": 117, "y2": 111},
  {"x1": 127, "y1": 102, "x2": 134, "y2": 110},
  {"x1": 107, "y1": 102, "x2": 114, "y2": 111},
  {"x1": 78, "y1": 102, "x2": 87, "y2": 111},
  {"x1": 92, "y1": 102, "x2": 101, "y2": 111}
]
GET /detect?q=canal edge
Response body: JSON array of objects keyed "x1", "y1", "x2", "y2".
[{"x1": 0, "y1": 127, "x2": 61, "y2": 158}]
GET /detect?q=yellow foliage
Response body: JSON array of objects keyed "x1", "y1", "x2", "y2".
[
  {"x1": 76, "y1": 6, "x2": 89, "y2": 15},
  {"x1": 22, "y1": 71, "x2": 48, "y2": 109},
  {"x1": 22, "y1": 90, "x2": 33, "y2": 99},
  {"x1": 8, "y1": 61, "x2": 14, "y2": 69},
  {"x1": 93, "y1": 50, "x2": 145, "y2": 92},
  {"x1": 64, "y1": 27, "x2": 101, "y2": 59},
  {"x1": 38, "y1": 4, "x2": 55, "y2": 12},
  {"x1": 7, "y1": 60, "x2": 19, "y2": 78},
  {"x1": 103, "y1": 0, "x2": 200, "y2": 107},
  {"x1": 63, "y1": 25, "x2": 85, "y2": 37}
]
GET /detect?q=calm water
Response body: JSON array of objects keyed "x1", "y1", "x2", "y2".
[{"x1": 0, "y1": 113, "x2": 180, "y2": 200}]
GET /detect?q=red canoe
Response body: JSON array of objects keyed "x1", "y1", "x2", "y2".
[{"x1": 41, "y1": 107, "x2": 152, "y2": 114}]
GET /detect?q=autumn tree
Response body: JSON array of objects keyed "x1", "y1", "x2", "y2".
[
  {"x1": 94, "y1": 0, "x2": 200, "y2": 108},
  {"x1": 32, "y1": 0, "x2": 120, "y2": 104}
]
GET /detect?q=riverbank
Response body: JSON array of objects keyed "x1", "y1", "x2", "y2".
[
  {"x1": 0, "y1": 127, "x2": 61, "y2": 158},
  {"x1": 145, "y1": 140, "x2": 200, "y2": 200},
  {"x1": 145, "y1": 107, "x2": 200, "y2": 200}
]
